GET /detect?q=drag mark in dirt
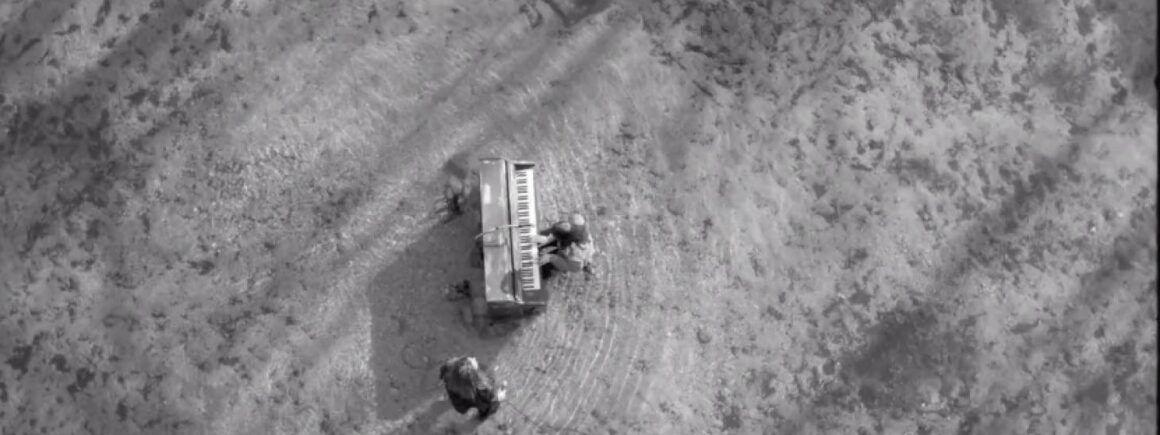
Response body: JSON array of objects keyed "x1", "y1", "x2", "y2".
[
  {"x1": 428, "y1": 11, "x2": 644, "y2": 433},
  {"x1": 488, "y1": 63, "x2": 677, "y2": 429},
  {"x1": 501, "y1": 139, "x2": 603, "y2": 431},
  {"x1": 554, "y1": 147, "x2": 639, "y2": 431}
]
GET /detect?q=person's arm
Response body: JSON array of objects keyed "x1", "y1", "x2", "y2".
[
  {"x1": 538, "y1": 225, "x2": 556, "y2": 237},
  {"x1": 537, "y1": 229, "x2": 558, "y2": 245}
]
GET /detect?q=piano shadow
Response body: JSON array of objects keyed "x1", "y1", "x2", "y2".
[{"x1": 366, "y1": 211, "x2": 525, "y2": 421}]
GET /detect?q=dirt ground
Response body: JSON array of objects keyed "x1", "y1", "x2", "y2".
[{"x1": 1, "y1": 0, "x2": 1156, "y2": 434}]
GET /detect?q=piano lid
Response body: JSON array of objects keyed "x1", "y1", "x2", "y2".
[{"x1": 478, "y1": 158, "x2": 516, "y2": 304}]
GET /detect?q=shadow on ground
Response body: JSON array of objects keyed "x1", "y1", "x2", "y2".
[
  {"x1": 783, "y1": 107, "x2": 1156, "y2": 433},
  {"x1": 367, "y1": 202, "x2": 526, "y2": 428}
]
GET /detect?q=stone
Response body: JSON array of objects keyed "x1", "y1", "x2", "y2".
[{"x1": 697, "y1": 328, "x2": 712, "y2": 344}]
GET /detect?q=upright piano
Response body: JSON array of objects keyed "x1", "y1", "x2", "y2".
[{"x1": 476, "y1": 158, "x2": 547, "y2": 316}]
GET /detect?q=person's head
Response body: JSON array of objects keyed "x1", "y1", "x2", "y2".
[{"x1": 569, "y1": 213, "x2": 586, "y2": 227}]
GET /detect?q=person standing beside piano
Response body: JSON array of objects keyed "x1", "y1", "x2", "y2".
[{"x1": 438, "y1": 356, "x2": 507, "y2": 420}]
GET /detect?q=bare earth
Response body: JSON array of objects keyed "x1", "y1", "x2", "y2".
[{"x1": 1, "y1": 0, "x2": 1156, "y2": 434}]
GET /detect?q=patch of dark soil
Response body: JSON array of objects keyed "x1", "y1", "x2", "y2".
[
  {"x1": 50, "y1": 354, "x2": 69, "y2": 373},
  {"x1": 540, "y1": 0, "x2": 613, "y2": 28},
  {"x1": 66, "y1": 367, "x2": 95, "y2": 396},
  {"x1": 844, "y1": 248, "x2": 869, "y2": 269},
  {"x1": 714, "y1": 390, "x2": 743, "y2": 431},
  {"x1": 890, "y1": 157, "x2": 958, "y2": 194},
  {"x1": 188, "y1": 260, "x2": 215, "y2": 275},
  {"x1": 815, "y1": 199, "x2": 855, "y2": 226},
  {"x1": 94, "y1": 0, "x2": 113, "y2": 27},
  {"x1": 811, "y1": 182, "x2": 828, "y2": 200},
  {"x1": 849, "y1": 284, "x2": 872, "y2": 306},
  {"x1": 1075, "y1": 5, "x2": 1095, "y2": 35},
  {"x1": 215, "y1": 24, "x2": 232, "y2": 52},
  {"x1": 6, "y1": 345, "x2": 34, "y2": 375},
  {"x1": 1010, "y1": 320, "x2": 1038, "y2": 334},
  {"x1": 207, "y1": 310, "x2": 255, "y2": 342},
  {"x1": 314, "y1": 185, "x2": 369, "y2": 229},
  {"x1": 957, "y1": 411, "x2": 982, "y2": 434},
  {"x1": 986, "y1": 0, "x2": 1045, "y2": 33},
  {"x1": 829, "y1": 304, "x2": 978, "y2": 416},
  {"x1": 1110, "y1": 77, "x2": 1129, "y2": 105},
  {"x1": 1038, "y1": 61, "x2": 1091, "y2": 107},
  {"x1": 125, "y1": 88, "x2": 152, "y2": 106},
  {"x1": 21, "y1": 221, "x2": 51, "y2": 257},
  {"x1": 1078, "y1": 377, "x2": 1111, "y2": 405},
  {"x1": 1104, "y1": 340, "x2": 1141, "y2": 392},
  {"x1": 857, "y1": 0, "x2": 904, "y2": 20}
]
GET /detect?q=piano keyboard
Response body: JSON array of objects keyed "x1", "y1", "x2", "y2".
[{"x1": 512, "y1": 167, "x2": 540, "y2": 292}]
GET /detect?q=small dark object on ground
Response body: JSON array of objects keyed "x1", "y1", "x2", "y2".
[
  {"x1": 434, "y1": 177, "x2": 472, "y2": 223},
  {"x1": 444, "y1": 280, "x2": 471, "y2": 301}
]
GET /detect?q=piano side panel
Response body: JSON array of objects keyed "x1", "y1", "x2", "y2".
[{"x1": 478, "y1": 159, "x2": 516, "y2": 304}]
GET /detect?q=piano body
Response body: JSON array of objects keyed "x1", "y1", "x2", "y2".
[{"x1": 475, "y1": 157, "x2": 548, "y2": 317}]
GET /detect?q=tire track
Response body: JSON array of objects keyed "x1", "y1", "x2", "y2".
[
  {"x1": 497, "y1": 106, "x2": 632, "y2": 433},
  {"x1": 451, "y1": 10, "x2": 665, "y2": 431},
  {"x1": 610, "y1": 216, "x2": 662, "y2": 421},
  {"x1": 217, "y1": 22, "x2": 527, "y2": 420},
  {"x1": 492, "y1": 142, "x2": 588, "y2": 431},
  {"x1": 518, "y1": 149, "x2": 595, "y2": 427},
  {"x1": 534, "y1": 143, "x2": 647, "y2": 431},
  {"x1": 538, "y1": 136, "x2": 615, "y2": 432},
  {"x1": 490, "y1": 20, "x2": 629, "y2": 408},
  {"x1": 554, "y1": 156, "x2": 621, "y2": 431},
  {"x1": 354, "y1": 11, "x2": 612, "y2": 423}
]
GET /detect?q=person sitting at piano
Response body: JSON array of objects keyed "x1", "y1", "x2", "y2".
[
  {"x1": 539, "y1": 240, "x2": 594, "y2": 274},
  {"x1": 535, "y1": 213, "x2": 595, "y2": 278},
  {"x1": 536, "y1": 213, "x2": 590, "y2": 250}
]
